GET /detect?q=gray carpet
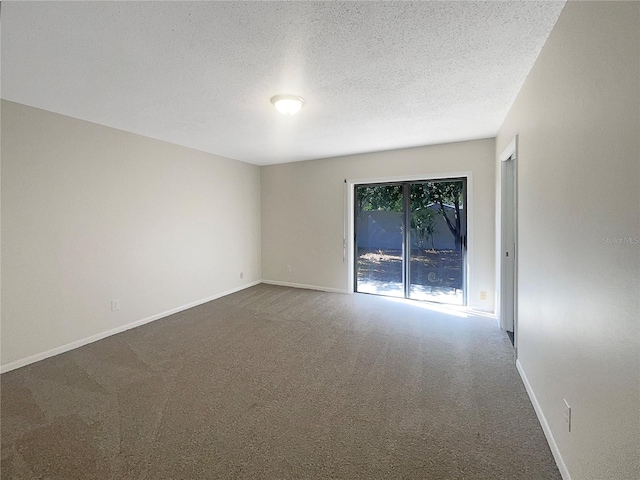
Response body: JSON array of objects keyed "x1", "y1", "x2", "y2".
[{"x1": 1, "y1": 284, "x2": 560, "y2": 479}]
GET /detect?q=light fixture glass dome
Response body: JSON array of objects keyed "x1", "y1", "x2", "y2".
[{"x1": 271, "y1": 94, "x2": 304, "y2": 115}]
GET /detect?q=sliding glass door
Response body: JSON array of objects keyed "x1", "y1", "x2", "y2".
[
  {"x1": 355, "y1": 179, "x2": 466, "y2": 306},
  {"x1": 408, "y1": 180, "x2": 466, "y2": 304},
  {"x1": 354, "y1": 184, "x2": 404, "y2": 297}
]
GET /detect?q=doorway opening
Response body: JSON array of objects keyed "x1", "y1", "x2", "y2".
[
  {"x1": 499, "y1": 135, "x2": 518, "y2": 355},
  {"x1": 354, "y1": 179, "x2": 467, "y2": 306}
]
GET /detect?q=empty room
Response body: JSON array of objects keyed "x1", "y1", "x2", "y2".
[{"x1": 1, "y1": 1, "x2": 638, "y2": 480}]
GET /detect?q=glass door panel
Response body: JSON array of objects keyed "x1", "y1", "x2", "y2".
[
  {"x1": 408, "y1": 180, "x2": 466, "y2": 305},
  {"x1": 355, "y1": 184, "x2": 404, "y2": 297},
  {"x1": 354, "y1": 179, "x2": 466, "y2": 305}
]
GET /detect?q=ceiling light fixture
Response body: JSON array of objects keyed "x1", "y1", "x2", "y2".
[{"x1": 270, "y1": 94, "x2": 304, "y2": 115}]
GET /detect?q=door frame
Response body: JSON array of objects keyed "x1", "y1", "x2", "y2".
[
  {"x1": 498, "y1": 136, "x2": 519, "y2": 357},
  {"x1": 346, "y1": 172, "x2": 473, "y2": 305},
  {"x1": 352, "y1": 181, "x2": 406, "y2": 295}
]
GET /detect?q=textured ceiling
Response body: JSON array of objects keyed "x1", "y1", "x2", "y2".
[{"x1": 2, "y1": 1, "x2": 566, "y2": 165}]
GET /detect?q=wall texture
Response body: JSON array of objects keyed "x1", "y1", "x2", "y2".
[
  {"x1": 261, "y1": 138, "x2": 495, "y2": 311},
  {"x1": 1, "y1": 101, "x2": 262, "y2": 369},
  {"x1": 496, "y1": 2, "x2": 639, "y2": 479}
]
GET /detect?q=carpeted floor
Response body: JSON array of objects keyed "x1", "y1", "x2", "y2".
[{"x1": 1, "y1": 284, "x2": 560, "y2": 479}]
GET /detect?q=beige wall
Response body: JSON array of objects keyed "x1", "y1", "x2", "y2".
[
  {"x1": 5, "y1": 3, "x2": 638, "y2": 476},
  {"x1": 1, "y1": 100, "x2": 262, "y2": 369},
  {"x1": 496, "y1": 2, "x2": 639, "y2": 479},
  {"x1": 261, "y1": 138, "x2": 496, "y2": 311}
]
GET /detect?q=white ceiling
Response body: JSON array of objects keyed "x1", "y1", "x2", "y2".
[{"x1": 2, "y1": 1, "x2": 566, "y2": 166}]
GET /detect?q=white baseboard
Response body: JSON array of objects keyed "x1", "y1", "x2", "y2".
[
  {"x1": 468, "y1": 304, "x2": 496, "y2": 316},
  {"x1": 0, "y1": 280, "x2": 262, "y2": 374},
  {"x1": 264, "y1": 281, "x2": 498, "y2": 314},
  {"x1": 516, "y1": 359, "x2": 571, "y2": 480},
  {"x1": 262, "y1": 279, "x2": 349, "y2": 295}
]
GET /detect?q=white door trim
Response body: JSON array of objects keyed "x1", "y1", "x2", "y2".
[
  {"x1": 498, "y1": 135, "x2": 519, "y2": 356},
  {"x1": 500, "y1": 136, "x2": 518, "y2": 162}
]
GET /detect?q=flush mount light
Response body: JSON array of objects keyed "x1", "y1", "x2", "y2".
[{"x1": 270, "y1": 94, "x2": 304, "y2": 115}]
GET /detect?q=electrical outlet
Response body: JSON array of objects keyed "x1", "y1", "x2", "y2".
[
  {"x1": 240, "y1": 272, "x2": 244, "y2": 279},
  {"x1": 286, "y1": 265, "x2": 292, "y2": 272},
  {"x1": 564, "y1": 399, "x2": 571, "y2": 432},
  {"x1": 111, "y1": 299, "x2": 121, "y2": 312},
  {"x1": 480, "y1": 291, "x2": 487, "y2": 300}
]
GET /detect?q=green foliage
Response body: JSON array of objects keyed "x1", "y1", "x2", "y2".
[
  {"x1": 356, "y1": 185, "x2": 403, "y2": 213},
  {"x1": 427, "y1": 181, "x2": 464, "y2": 250},
  {"x1": 411, "y1": 208, "x2": 438, "y2": 250},
  {"x1": 356, "y1": 180, "x2": 464, "y2": 250}
]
